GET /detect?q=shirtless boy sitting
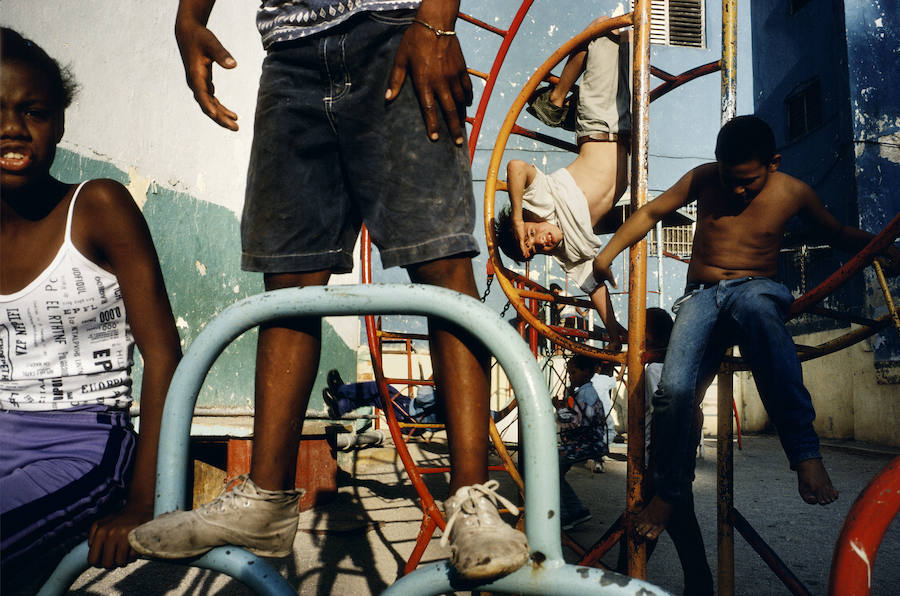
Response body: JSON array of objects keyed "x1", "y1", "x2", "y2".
[
  {"x1": 495, "y1": 17, "x2": 630, "y2": 344},
  {"x1": 593, "y1": 115, "x2": 900, "y2": 540}
]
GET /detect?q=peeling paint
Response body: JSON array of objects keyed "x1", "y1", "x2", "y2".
[
  {"x1": 126, "y1": 166, "x2": 151, "y2": 210},
  {"x1": 195, "y1": 261, "x2": 208, "y2": 276},
  {"x1": 849, "y1": 538, "x2": 872, "y2": 588},
  {"x1": 877, "y1": 130, "x2": 900, "y2": 163},
  {"x1": 175, "y1": 317, "x2": 190, "y2": 330},
  {"x1": 547, "y1": 24, "x2": 557, "y2": 37}
]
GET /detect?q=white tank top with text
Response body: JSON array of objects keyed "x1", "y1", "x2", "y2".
[{"x1": 0, "y1": 182, "x2": 134, "y2": 411}]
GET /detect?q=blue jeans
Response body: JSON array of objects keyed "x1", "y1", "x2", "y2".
[{"x1": 653, "y1": 277, "x2": 821, "y2": 503}]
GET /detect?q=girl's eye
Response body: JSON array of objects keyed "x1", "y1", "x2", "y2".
[{"x1": 25, "y1": 108, "x2": 52, "y2": 120}]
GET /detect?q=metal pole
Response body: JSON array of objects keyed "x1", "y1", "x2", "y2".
[
  {"x1": 717, "y1": 359, "x2": 735, "y2": 596},
  {"x1": 718, "y1": 2, "x2": 738, "y2": 593},
  {"x1": 626, "y1": 0, "x2": 651, "y2": 580}
]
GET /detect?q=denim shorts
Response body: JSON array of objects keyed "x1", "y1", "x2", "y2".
[{"x1": 242, "y1": 10, "x2": 479, "y2": 273}]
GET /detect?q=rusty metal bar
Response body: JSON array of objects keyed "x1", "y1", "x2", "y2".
[
  {"x1": 625, "y1": 0, "x2": 651, "y2": 580},
  {"x1": 873, "y1": 258, "x2": 900, "y2": 342},
  {"x1": 721, "y1": 0, "x2": 738, "y2": 123},
  {"x1": 717, "y1": 359, "x2": 735, "y2": 596},
  {"x1": 465, "y1": 1, "x2": 534, "y2": 158},
  {"x1": 730, "y1": 508, "x2": 812, "y2": 595},
  {"x1": 789, "y1": 211, "x2": 900, "y2": 316}
]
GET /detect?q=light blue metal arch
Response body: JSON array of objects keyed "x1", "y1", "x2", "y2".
[{"x1": 40, "y1": 284, "x2": 667, "y2": 595}]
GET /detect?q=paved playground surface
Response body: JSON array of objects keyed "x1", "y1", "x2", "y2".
[{"x1": 68, "y1": 434, "x2": 899, "y2": 595}]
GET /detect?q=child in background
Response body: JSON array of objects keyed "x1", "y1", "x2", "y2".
[
  {"x1": 0, "y1": 28, "x2": 181, "y2": 593},
  {"x1": 557, "y1": 355, "x2": 611, "y2": 530}
]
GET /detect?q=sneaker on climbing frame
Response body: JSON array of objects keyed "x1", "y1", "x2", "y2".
[
  {"x1": 526, "y1": 86, "x2": 568, "y2": 128},
  {"x1": 441, "y1": 480, "x2": 530, "y2": 581},
  {"x1": 128, "y1": 475, "x2": 303, "y2": 559}
]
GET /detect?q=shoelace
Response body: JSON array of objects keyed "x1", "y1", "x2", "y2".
[
  {"x1": 440, "y1": 479, "x2": 520, "y2": 547},
  {"x1": 201, "y1": 474, "x2": 253, "y2": 513}
]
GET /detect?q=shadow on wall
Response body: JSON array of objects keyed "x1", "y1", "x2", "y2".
[{"x1": 51, "y1": 149, "x2": 355, "y2": 410}]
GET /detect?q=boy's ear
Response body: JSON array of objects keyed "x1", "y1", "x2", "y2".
[{"x1": 767, "y1": 154, "x2": 781, "y2": 172}]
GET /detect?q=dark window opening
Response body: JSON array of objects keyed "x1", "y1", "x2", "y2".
[{"x1": 786, "y1": 79, "x2": 822, "y2": 141}]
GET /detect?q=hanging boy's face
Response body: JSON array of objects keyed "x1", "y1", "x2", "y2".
[
  {"x1": 717, "y1": 157, "x2": 779, "y2": 205},
  {"x1": 0, "y1": 60, "x2": 64, "y2": 192},
  {"x1": 520, "y1": 220, "x2": 563, "y2": 259}
]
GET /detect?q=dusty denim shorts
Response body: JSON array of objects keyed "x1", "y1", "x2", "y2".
[{"x1": 241, "y1": 10, "x2": 479, "y2": 273}]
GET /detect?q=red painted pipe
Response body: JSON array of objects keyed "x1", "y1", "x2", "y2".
[{"x1": 828, "y1": 456, "x2": 900, "y2": 596}]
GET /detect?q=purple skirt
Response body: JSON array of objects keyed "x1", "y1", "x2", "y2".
[{"x1": 0, "y1": 406, "x2": 136, "y2": 581}]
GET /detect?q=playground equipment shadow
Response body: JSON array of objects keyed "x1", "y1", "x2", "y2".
[{"x1": 68, "y1": 434, "x2": 899, "y2": 595}]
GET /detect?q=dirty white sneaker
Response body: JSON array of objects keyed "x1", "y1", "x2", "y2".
[
  {"x1": 128, "y1": 475, "x2": 303, "y2": 558},
  {"x1": 441, "y1": 480, "x2": 529, "y2": 581}
]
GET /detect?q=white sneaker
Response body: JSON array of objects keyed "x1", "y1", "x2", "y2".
[
  {"x1": 441, "y1": 480, "x2": 529, "y2": 581},
  {"x1": 128, "y1": 475, "x2": 303, "y2": 558}
]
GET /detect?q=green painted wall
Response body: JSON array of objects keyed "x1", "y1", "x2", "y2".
[{"x1": 51, "y1": 149, "x2": 355, "y2": 412}]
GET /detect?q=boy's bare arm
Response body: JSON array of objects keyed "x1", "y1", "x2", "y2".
[
  {"x1": 593, "y1": 166, "x2": 700, "y2": 287},
  {"x1": 386, "y1": 0, "x2": 472, "y2": 146},
  {"x1": 77, "y1": 181, "x2": 182, "y2": 568},
  {"x1": 175, "y1": 0, "x2": 239, "y2": 130},
  {"x1": 798, "y1": 182, "x2": 900, "y2": 274},
  {"x1": 506, "y1": 160, "x2": 538, "y2": 257}
]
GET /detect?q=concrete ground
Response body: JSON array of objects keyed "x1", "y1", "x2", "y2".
[{"x1": 68, "y1": 433, "x2": 899, "y2": 595}]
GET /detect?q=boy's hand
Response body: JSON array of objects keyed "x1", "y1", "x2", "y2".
[
  {"x1": 175, "y1": 18, "x2": 239, "y2": 130},
  {"x1": 513, "y1": 219, "x2": 534, "y2": 260},
  {"x1": 87, "y1": 502, "x2": 154, "y2": 568},
  {"x1": 386, "y1": 14, "x2": 473, "y2": 146},
  {"x1": 593, "y1": 255, "x2": 617, "y2": 289}
]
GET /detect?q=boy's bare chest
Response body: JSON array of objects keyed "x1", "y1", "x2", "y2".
[{"x1": 695, "y1": 192, "x2": 793, "y2": 248}]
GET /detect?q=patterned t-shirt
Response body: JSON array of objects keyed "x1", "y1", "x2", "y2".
[
  {"x1": 0, "y1": 183, "x2": 134, "y2": 411},
  {"x1": 258, "y1": 0, "x2": 421, "y2": 48}
]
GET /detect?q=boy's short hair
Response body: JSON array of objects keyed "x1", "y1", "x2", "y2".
[
  {"x1": 1, "y1": 27, "x2": 78, "y2": 110},
  {"x1": 715, "y1": 115, "x2": 776, "y2": 166},
  {"x1": 646, "y1": 307, "x2": 674, "y2": 350},
  {"x1": 568, "y1": 354, "x2": 600, "y2": 373},
  {"x1": 494, "y1": 206, "x2": 526, "y2": 263}
]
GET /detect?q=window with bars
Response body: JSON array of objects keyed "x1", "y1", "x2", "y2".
[
  {"x1": 648, "y1": 224, "x2": 695, "y2": 258},
  {"x1": 632, "y1": 0, "x2": 705, "y2": 47}
]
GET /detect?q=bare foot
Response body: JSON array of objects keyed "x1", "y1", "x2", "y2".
[
  {"x1": 633, "y1": 495, "x2": 673, "y2": 541},
  {"x1": 796, "y1": 458, "x2": 838, "y2": 505}
]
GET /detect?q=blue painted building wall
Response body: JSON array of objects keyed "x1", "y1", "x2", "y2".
[{"x1": 751, "y1": 0, "x2": 899, "y2": 373}]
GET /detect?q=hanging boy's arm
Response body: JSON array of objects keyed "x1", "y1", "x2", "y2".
[
  {"x1": 589, "y1": 284, "x2": 626, "y2": 350},
  {"x1": 593, "y1": 165, "x2": 700, "y2": 288},
  {"x1": 175, "y1": 0, "x2": 239, "y2": 130},
  {"x1": 78, "y1": 181, "x2": 182, "y2": 569},
  {"x1": 506, "y1": 160, "x2": 538, "y2": 257},
  {"x1": 386, "y1": 0, "x2": 473, "y2": 146}
]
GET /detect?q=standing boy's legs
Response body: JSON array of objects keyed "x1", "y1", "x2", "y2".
[
  {"x1": 250, "y1": 270, "x2": 330, "y2": 491},
  {"x1": 407, "y1": 257, "x2": 490, "y2": 491}
]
